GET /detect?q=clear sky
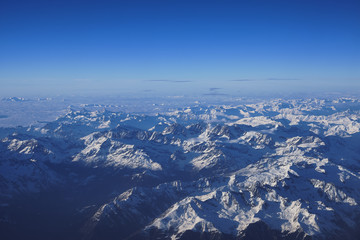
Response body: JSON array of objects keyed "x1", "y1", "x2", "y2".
[{"x1": 0, "y1": 0, "x2": 359, "y2": 97}]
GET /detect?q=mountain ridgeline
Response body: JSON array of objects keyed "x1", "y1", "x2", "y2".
[{"x1": 1, "y1": 98, "x2": 360, "y2": 240}]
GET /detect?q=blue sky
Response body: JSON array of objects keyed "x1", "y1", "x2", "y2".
[{"x1": 0, "y1": 0, "x2": 359, "y2": 97}]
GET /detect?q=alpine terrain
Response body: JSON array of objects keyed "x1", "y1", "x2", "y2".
[{"x1": 1, "y1": 97, "x2": 360, "y2": 240}]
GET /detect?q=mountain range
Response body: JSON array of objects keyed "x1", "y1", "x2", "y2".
[{"x1": 1, "y1": 97, "x2": 360, "y2": 240}]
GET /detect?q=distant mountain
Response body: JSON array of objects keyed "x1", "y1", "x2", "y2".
[
  {"x1": 1, "y1": 98, "x2": 360, "y2": 240},
  {"x1": 1, "y1": 97, "x2": 29, "y2": 102}
]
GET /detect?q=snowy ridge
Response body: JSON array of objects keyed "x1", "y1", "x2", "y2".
[{"x1": 1, "y1": 97, "x2": 360, "y2": 239}]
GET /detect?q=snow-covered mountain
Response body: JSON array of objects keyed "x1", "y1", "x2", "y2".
[{"x1": 1, "y1": 98, "x2": 360, "y2": 240}]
